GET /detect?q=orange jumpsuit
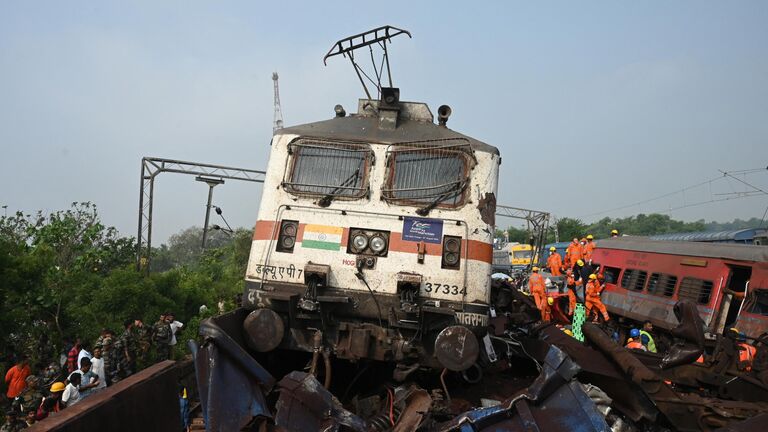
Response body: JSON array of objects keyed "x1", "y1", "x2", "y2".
[
  {"x1": 585, "y1": 280, "x2": 610, "y2": 322},
  {"x1": 541, "y1": 301, "x2": 552, "y2": 322},
  {"x1": 565, "y1": 242, "x2": 582, "y2": 268},
  {"x1": 529, "y1": 273, "x2": 547, "y2": 319},
  {"x1": 738, "y1": 343, "x2": 757, "y2": 372},
  {"x1": 583, "y1": 240, "x2": 596, "y2": 263},
  {"x1": 565, "y1": 272, "x2": 577, "y2": 315},
  {"x1": 626, "y1": 339, "x2": 645, "y2": 350},
  {"x1": 547, "y1": 253, "x2": 562, "y2": 276}
]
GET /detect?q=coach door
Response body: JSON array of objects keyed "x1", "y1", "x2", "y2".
[{"x1": 715, "y1": 265, "x2": 752, "y2": 334}]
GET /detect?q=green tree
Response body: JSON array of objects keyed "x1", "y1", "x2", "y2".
[{"x1": 555, "y1": 217, "x2": 587, "y2": 242}]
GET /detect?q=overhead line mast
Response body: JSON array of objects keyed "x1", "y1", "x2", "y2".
[{"x1": 272, "y1": 72, "x2": 284, "y2": 134}]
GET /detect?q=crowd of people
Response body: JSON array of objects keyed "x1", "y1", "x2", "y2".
[
  {"x1": 2, "y1": 312, "x2": 184, "y2": 430},
  {"x1": 529, "y1": 230, "x2": 619, "y2": 324},
  {"x1": 526, "y1": 231, "x2": 761, "y2": 372}
]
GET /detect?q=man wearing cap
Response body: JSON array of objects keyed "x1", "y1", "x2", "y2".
[
  {"x1": 565, "y1": 238, "x2": 582, "y2": 270},
  {"x1": 585, "y1": 274, "x2": 610, "y2": 322},
  {"x1": 611, "y1": 229, "x2": 619, "y2": 238},
  {"x1": 583, "y1": 235, "x2": 597, "y2": 264},
  {"x1": 546, "y1": 247, "x2": 562, "y2": 276},
  {"x1": 12, "y1": 375, "x2": 43, "y2": 415},
  {"x1": 1, "y1": 409, "x2": 26, "y2": 432},
  {"x1": 100, "y1": 330, "x2": 116, "y2": 385},
  {"x1": 36, "y1": 382, "x2": 64, "y2": 420},
  {"x1": 528, "y1": 267, "x2": 547, "y2": 319},
  {"x1": 153, "y1": 313, "x2": 172, "y2": 361}
]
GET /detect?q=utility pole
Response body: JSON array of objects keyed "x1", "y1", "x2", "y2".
[
  {"x1": 272, "y1": 72, "x2": 284, "y2": 134},
  {"x1": 196, "y1": 176, "x2": 225, "y2": 249}
]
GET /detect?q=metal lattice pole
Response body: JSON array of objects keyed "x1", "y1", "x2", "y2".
[
  {"x1": 136, "y1": 157, "x2": 266, "y2": 272},
  {"x1": 273, "y1": 72, "x2": 284, "y2": 134}
]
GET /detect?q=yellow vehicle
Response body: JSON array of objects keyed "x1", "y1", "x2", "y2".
[{"x1": 510, "y1": 244, "x2": 533, "y2": 268}]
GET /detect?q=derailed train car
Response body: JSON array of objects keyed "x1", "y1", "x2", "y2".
[{"x1": 240, "y1": 29, "x2": 500, "y2": 372}]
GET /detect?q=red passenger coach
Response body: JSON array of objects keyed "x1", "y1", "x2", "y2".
[{"x1": 593, "y1": 238, "x2": 768, "y2": 339}]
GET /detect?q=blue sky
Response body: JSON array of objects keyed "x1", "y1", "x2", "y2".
[{"x1": 1, "y1": 1, "x2": 767, "y2": 240}]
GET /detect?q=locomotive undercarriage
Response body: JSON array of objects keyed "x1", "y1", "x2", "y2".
[{"x1": 243, "y1": 279, "x2": 487, "y2": 371}]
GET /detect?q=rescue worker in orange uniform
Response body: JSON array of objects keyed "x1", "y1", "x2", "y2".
[
  {"x1": 546, "y1": 247, "x2": 562, "y2": 276},
  {"x1": 585, "y1": 274, "x2": 610, "y2": 322},
  {"x1": 528, "y1": 267, "x2": 547, "y2": 320},
  {"x1": 541, "y1": 297, "x2": 554, "y2": 322},
  {"x1": 565, "y1": 269, "x2": 578, "y2": 316},
  {"x1": 565, "y1": 238, "x2": 582, "y2": 269},
  {"x1": 583, "y1": 234, "x2": 597, "y2": 264},
  {"x1": 625, "y1": 329, "x2": 646, "y2": 350},
  {"x1": 734, "y1": 331, "x2": 756, "y2": 372}
]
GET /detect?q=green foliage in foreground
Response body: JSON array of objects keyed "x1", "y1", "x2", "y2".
[{"x1": 0, "y1": 202, "x2": 250, "y2": 367}]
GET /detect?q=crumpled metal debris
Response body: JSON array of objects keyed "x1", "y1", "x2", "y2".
[
  {"x1": 275, "y1": 371, "x2": 367, "y2": 432},
  {"x1": 437, "y1": 345, "x2": 609, "y2": 432}
]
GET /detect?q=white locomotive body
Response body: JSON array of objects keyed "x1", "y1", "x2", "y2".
[{"x1": 242, "y1": 94, "x2": 500, "y2": 370}]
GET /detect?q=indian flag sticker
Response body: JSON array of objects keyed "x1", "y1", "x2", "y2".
[{"x1": 301, "y1": 224, "x2": 344, "y2": 251}]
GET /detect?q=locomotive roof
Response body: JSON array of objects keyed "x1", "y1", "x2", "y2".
[
  {"x1": 279, "y1": 99, "x2": 500, "y2": 155},
  {"x1": 596, "y1": 237, "x2": 768, "y2": 263}
]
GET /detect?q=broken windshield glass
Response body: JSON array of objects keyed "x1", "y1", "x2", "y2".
[{"x1": 283, "y1": 140, "x2": 371, "y2": 199}]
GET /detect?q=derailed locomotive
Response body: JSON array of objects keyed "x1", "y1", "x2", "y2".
[
  {"x1": 240, "y1": 29, "x2": 500, "y2": 373},
  {"x1": 241, "y1": 98, "x2": 499, "y2": 371}
]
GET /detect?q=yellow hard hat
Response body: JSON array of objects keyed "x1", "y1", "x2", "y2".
[
  {"x1": 50, "y1": 382, "x2": 65, "y2": 392},
  {"x1": 532, "y1": 266, "x2": 539, "y2": 272},
  {"x1": 589, "y1": 274, "x2": 597, "y2": 280},
  {"x1": 564, "y1": 329, "x2": 573, "y2": 336},
  {"x1": 547, "y1": 297, "x2": 554, "y2": 305},
  {"x1": 550, "y1": 246, "x2": 556, "y2": 251},
  {"x1": 587, "y1": 234, "x2": 593, "y2": 240},
  {"x1": 576, "y1": 259, "x2": 584, "y2": 266},
  {"x1": 611, "y1": 229, "x2": 618, "y2": 235}
]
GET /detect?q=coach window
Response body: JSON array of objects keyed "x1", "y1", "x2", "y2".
[
  {"x1": 621, "y1": 269, "x2": 648, "y2": 291},
  {"x1": 603, "y1": 266, "x2": 621, "y2": 284},
  {"x1": 678, "y1": 277, "x2": 714, "y2": 304},
  {"x1": 382, "y1": 141, "x2": 474, "y2": 211},
  {"x1": 748, "y1": 289, "x2": 768, "y2": 316},
  {"x1": 283, "y1": 140, "x2": 372, "y2": 200},
  {"x1": 648, "y1": 273, "x2": 678, "y2": 297}
]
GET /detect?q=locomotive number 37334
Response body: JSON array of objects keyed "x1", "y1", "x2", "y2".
[{"x1": 424, "y1": 282, "x2": 467, "y2": 296}]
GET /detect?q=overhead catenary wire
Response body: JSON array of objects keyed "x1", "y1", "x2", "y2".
[{"x1": 577, "y1": 167, "x2": 768, "y2": 219}]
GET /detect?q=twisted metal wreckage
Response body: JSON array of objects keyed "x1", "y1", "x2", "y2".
[{"x1": 191, "y1": 278, "x2": 768, "y2": 432}]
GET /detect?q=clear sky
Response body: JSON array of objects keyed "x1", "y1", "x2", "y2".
[{"x1": 1, "y1": 1, "x2": 767, "y2": 240}]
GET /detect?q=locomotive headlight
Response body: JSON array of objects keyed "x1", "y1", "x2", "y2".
[
  {"x1": 369, "y1": 235, "x2": 387, "y2": 254},
  {"x1": 444, "y1": 252, "x2": 459, "y2": 266},
  {"x1": 352, "y1": 234, "x2": 369, "y2": 251}
]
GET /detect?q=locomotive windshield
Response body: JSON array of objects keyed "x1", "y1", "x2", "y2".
[
  {"x1": 284, "y1": 140, "x2": 371, "y2": 199},
  {"x1": 382, "y1": 142, "x2": 473, "y2": 209}
]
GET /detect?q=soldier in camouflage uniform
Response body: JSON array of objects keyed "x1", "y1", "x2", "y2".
[
  {"x1": 0, "y1": 410, "x2": 26, "y2": 432},
  {"x1": 114, "y1": 319, "x2": 137, "y2": 379},
  {"x1": 133, "y1": 319, "x2": 152, "y2": 369},
  {"x1": 99, "y1": 331, "x2": 117, "y2": 385},
  {"x1": 12, "y1": 376, "x2": 43, "y2": 415},
  {"x1": 152, "y1": 313, "x2": 172, "y2": 361}
]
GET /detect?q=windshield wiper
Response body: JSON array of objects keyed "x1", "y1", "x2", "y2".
[
  {"x1": 415, "y1": 182, "x2": 463, "y2": 216},
  {"x1": 318, "y1": 168, "x2": 360, "y2": 207}
]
